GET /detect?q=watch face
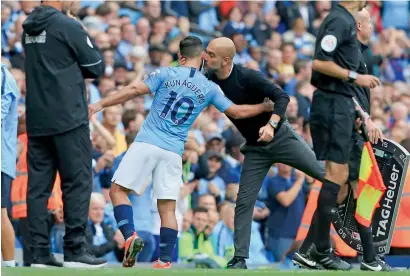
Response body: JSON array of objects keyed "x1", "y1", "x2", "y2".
[{"x1": 349, "y1": 71, "x2": 357, "y2": 79}]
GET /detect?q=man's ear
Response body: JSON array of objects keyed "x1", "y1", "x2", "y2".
[
  {"x1": 178, "y1": 53, "x2": 186, "y2": 65},
  {"x1": 356, "y1": 21, "x2": 361, "y2": 32}
]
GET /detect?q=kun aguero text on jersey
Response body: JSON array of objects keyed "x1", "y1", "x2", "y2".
[{"x1": 164, "y1": 79, "x2": 205, "y2": 104}]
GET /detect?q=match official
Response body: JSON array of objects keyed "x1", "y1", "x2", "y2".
[
  {"x1": 293, "y1": 8, "x2": 397, "y2": 272},
  {"x1": 306, "y1": 1, "x2": 381, "y2": 270},
  {"x1": 22, "y1": 1, "x2": 105, "y2": 267},
  {"x1": 203, "y1": 37, "x2": 325, "y2": 269}
]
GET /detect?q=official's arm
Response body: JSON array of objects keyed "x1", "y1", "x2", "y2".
[
  {"x1": 210, "y1": 84, "x2": 273, "y2": 119},
  {"x1": 64, "y1": 19, "x2": 104, "y2": 79}
]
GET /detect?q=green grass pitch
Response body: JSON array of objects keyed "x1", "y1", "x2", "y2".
[{"x1": 3, "y1": 268, "x2": 410, "y2": 276}]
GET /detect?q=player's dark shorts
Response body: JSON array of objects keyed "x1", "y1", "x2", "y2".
[
  {"x1": 310, "y1": 89, "x2": 356, "y2": 164},
  {"x1": 347, "y1": 133, "x2": 364, "y2": 182},
  {"x1": 1, "y1": 172, "x2": 12, "y2": 208}
]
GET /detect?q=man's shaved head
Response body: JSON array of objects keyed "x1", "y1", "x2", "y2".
[
  {"x1": 204, "y1": 37, "x2": 236, "y2": 76},
  {"x1": 355, "y1": 7, "x2": 370, "y2": 22},
  {"x1": 208, "y1": 37, "x2": 236, "y2": 60},
  {"x1": 355, "y1": 8, "x2": 372, "y2": 44}
]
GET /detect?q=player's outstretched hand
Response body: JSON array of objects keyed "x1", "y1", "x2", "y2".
[
  {"x1": 88, "y1": 102, "x2": 103, "y2": 119},
  {"x1": 365, "y1": 118, "x2": 384, "y2": 144},
  {"x1": 257, "y1": 124, "x2": 274, "y2": 143},
  {"x1": 355, "y1": 74, "x2": 381, "y2": 89},
  {"x1": 263, "y1": 98, "x2": 274, "y2": 112}
]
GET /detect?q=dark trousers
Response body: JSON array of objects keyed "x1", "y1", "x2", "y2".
[
  {"x1": 27, "y1": 124, "x2": 93, "y2": 256},
  {"x1": 234, "y1": 121, "x2": 325, "y2": 258},
  {"x1": 19, "y1": 215, "x2": 54, "y2": 266}
]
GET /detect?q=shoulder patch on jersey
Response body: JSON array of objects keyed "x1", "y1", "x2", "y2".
[
  {"x1": 150, "y1": 69, "x2": 160, "y2": 76},
  {"x1": 321, "y1": 35, "x2": 337, "y2": 52},
  {"x1": 87, "y1": 36, "x2": 94, "y2": 48}
]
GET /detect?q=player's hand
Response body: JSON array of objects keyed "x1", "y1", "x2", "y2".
[
  {"x1": 263, "y1": 98, "x2": 274, "y2": 112},
  {"x1": 257, "y1": 124, "x2": 274, "y2": 143},
  {"x1": 365, "y1": 118, "x2": 384, "y2": 144},
  {"x1": 88, "y1": 102, "x2": 103, "y2": 119},
  {"x1": 355, "y1": 74, "x2": 382, "y2": 89}
]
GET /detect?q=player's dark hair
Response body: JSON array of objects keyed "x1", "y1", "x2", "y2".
[
  {"x1": 193, "y1": 206, "x2": 209, "y2": 214},
  {"x1": 179, "y1": 36, "x2": 203, "y2": 58}
]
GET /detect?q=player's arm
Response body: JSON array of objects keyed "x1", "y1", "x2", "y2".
[
  {"x1": 210, "y1": 85, "x2": 273, "y2": 119},
  {"x1": 89, "y1": 68, "x2": 166, "y2": 117},
  {"x1": 99, "y1": 79, "x2": 150, "y2": 108},
  {"x1": 313, "y1": 17, "x2": 380, "y2": 88}
]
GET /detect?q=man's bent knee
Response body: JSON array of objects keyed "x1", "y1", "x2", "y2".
[{"x1": 325, "y1": 161, "x2": 349, "y2": 185}]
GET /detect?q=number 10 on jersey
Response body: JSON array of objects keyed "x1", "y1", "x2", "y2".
[{"x1": 161, "y1": 91, "x2": 195, "y2": 125}]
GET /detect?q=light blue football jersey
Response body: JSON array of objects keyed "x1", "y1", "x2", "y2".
[{"x1": 136, "y1": 66, "x2": 233, "y2": 155}]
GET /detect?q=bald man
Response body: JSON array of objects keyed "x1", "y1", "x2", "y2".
[
  {"x1": 294, "y1": 9, "x2": 396, "y2": 272},
  {"x1": 203, "y1": 37, "x2": 325, "y2": 269}
]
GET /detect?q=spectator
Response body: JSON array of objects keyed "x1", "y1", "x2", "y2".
[
  {"x1": 102, "y1": 105, "x2": 127, "y2": 156},
  {"x1": 86, "y1": 193, "x2": 124, "y2": 262},
  {"x1": 179, "y1": 207, "x2": 226, "y2": 268},
  {"x1": 266, "y1": 164, "x2": 306, "y2": 262},
  {"x1": 283, "y1": 17, "x2": 316, "y2": 60}
]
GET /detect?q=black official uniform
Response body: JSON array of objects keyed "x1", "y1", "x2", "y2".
[
  {"x1": 22, "y1": 6, "x2": 104, "y2": 260},
  {"x1": 206, "y1": 64, "x2": 325, "y2": 259},
  {"x1": 348, "y1": 43, "x2": 371, "y2": 182},
  {"x1": 310, "y1": 4, "x2": 360, "y2": 164}
]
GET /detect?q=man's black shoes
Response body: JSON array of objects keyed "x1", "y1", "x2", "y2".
[
  {"x1": 30, "y1": 254, "x2": 63, "y2": 268},
  {"x1": 64, "y1": 248, "x2": 106, "y2": 268},
  {"x1": 308, "y1": 246, "x2": 351, "y2": 271},
  {"x1": 227, "y1": 257, "x2": 247, "y2": 269},
  {"x1": 292, "y1": 251, "x2": 321, "y2": 269},
  {"x1": 361, "y1": 256, "x2": 401, "y2": 272}
]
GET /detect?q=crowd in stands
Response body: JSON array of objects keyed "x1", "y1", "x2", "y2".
[{"x1": 1, "y1": 0, "x2": 409, "y2": 268}]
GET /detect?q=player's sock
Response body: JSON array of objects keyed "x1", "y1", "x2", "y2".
[
  {"x1": 354, "y1": 200, "x2": 376, "y2": 263},
  {"x1": 114, "y1": 204, "x2": 135, "y2": 240},
  {"x1": 315, "y1": 179, "x2": 340, "y2": 252},
  {"x1": 3, "y1": 260, "x2": 15, "y2": 267},
  {"x1": 159, "y1": 227, "x2": 178, "y2": 263},
  {"x1": 299, "y1": 210, "x2": 319, "y2": 254}
]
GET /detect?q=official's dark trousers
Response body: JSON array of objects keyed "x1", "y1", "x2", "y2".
[
  {"x1": 27, "y1": 124, "x2": 92, "y2": 257},
  {"x1": 234, "y1": 121, "x2": 326, "y2": 258}
]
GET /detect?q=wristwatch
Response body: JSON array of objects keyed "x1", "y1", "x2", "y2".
[
  {"x1": 348, "y1": 71, "x2": 358, "y2": 83},
  {"x1": 268, "y1": 120, "x2": 278, "y2": 129}
]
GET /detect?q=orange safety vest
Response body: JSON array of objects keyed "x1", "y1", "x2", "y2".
[
  {"x1": 391, "y1": 167, "x2": 410, "y2": 248},
  {"x1": 11, "y1": 134, "x2": 63, "y2": 219},
  {"x1": 295, "y1": 181, "x2": 358, "y2": 257}
]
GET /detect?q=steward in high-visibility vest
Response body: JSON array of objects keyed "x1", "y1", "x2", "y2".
[
  {"x1": 391, "y1": 168, "x2": 410, "y2": 252},
  {"x1": 11, "y1": 134, "x2": 62, "y2": 219}
]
